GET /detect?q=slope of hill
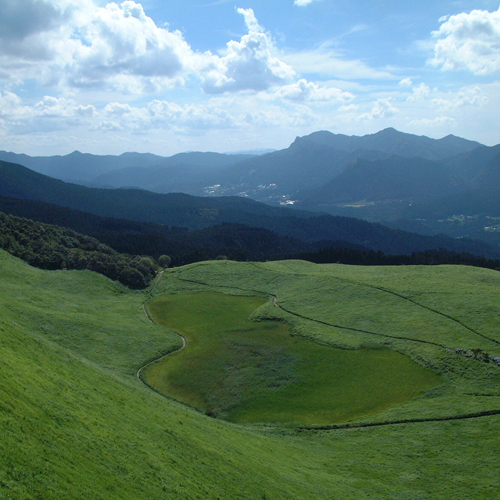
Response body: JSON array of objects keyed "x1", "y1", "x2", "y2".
[
  {"x1": 0, "y1": 150, "x2": 165, "y2": 183},
  {"x1": 2, "y1": 252, "x2": 500, "y2": 498},
  {"x1": 2, "y1": 129, "x2": 482, "y2": 204},
  {"x1": 303, "y1": 155, "x2": 458, "y2": 206},
  {"x1": 292, "y1": 141, "x2": 500, "y2": 248},
  {"x1": 389, "y1": 147, "x2": 500, "y2": 244},
  {"x1": 175, "y1": 141, "x2": 389, "y2": 200},
  {"x1": 0, "y1": 196, "x2": 310, "y2": 264},
  {"x1": 1, "y1": 159, "x2": 498, "y2": 258},
  {"x1": 0, "y1": 212, "x2": 159, "y2": 288},
  {"x1": 152, "y1": 128, "x2": 480, "y2": 203},
  {"x1": 442, "y1": 144, "x2": 500, "y2": 185}
]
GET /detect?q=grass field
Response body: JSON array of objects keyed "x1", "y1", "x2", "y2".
[
  {"x1": 144, "y1": 292, "x2": 441, "y2": 425},
  {"x1": 1, "y1": 250, "x2": 500, "y2": 499}
]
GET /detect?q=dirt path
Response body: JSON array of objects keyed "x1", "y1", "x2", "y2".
[
  {"x1": 136, "y1": 270, "x2": 187, "y2": 382},
  {"x1": 136, "y1": 333, "x2": 187, "y2": 382}
]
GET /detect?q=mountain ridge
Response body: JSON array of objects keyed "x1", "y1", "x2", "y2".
[{"x1": 0, "y1": 158, "x2": 498, "y2": 259}]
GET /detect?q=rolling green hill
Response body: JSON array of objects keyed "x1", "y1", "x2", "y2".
[{"x1": 2, "y1": 251, "x2": 500, "y2": 498}]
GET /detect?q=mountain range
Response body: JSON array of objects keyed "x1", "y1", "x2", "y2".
[
  {"x1": 1, "y1": 127, "x2": 500, "y2": 256},
  {"x1": 0, "y1": 157, "x2": 499, "y2": 261}
]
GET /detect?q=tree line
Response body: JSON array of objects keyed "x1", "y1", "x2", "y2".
[
  {"x1": 293, "y1": 246, "x2": 500, "y2": 271},
  {"x1": 1, "y1": 210, "x2": 499, "y2": 290},
  {"x1": 0, "y1": 212, "x2": 171, "y2": 289}
]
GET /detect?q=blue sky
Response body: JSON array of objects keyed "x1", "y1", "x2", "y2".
[{"x1": 1, "y1": 0, "x2": 500, "y2": 155}]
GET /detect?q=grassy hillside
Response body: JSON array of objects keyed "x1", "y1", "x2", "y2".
[
  {"x1": 1, "y1": 252, "x2": 500, "y2": 498},
  {"x1": 151, "y1": 260, "x2": 500, "y2": 424}
]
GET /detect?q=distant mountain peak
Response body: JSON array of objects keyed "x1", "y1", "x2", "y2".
[
  {"x1": 376, "y1": 127, "x2": 398, "y2": 134},
  {"x1": 296, "y1": 127, "x2": 483, "y2": 161}
]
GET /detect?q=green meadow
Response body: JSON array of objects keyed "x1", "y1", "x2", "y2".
[
  {"x1": 144, "y1": 292, "x2": 440, "y2": 425},
  {"x1": 1, "y1": 250, "x2": 500, "y2": 499}
]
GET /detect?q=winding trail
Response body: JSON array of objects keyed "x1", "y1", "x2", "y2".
[
  {"x1": 136, "y1": 333, "x2": 187, "y2": 383},
  {"x1": 136, "y1": 270, "x2": 187, "y2": 383}
]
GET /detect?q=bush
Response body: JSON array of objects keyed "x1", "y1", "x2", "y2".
[{"x1": 158, "y1": 254, "x2": 172, "y2": 268}]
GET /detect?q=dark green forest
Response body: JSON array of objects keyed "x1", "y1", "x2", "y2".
[
  {"x1": 0, "y1": 213, "x2": 158, "y2": 289},
  {"x1": 2, "y1": 209, "x2": 499, "y2": 291}
]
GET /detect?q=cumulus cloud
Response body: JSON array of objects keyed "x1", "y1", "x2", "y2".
[
  {"x1": 430, "y1": 6, "x2": 500, "y2": 74},
  {"x1": 0, "y1": 0, "x2": 193, "y2": 92},
  {"x1": 200, "y1": 8, "x2": 295, "y2": 94},
  {"x1": 147, "y1": 100, "x2": 237, "y2": 130},
  {"x1": 0, "y1": 2, "x2": 298, "y2": 96},
  {"x1": 0, "y1": 0, "x2": 80, "y2": 44},
  {"x1": 0, "y1": 91, "x2": 99, "y2": 135},
  {"x1": 360, "y1": 98, "x2": 399, "y2": 120},
  {"x1": 407, "y1": 82, "x2": 431, "y2": 101},
  {"x1": 0, "y1": 88, "x2": 327, "y2": 140},
  {"x1": 432, "y1": 86, "x2": 488, "y2": 110},
  {"x1": 294, "y1": 0, "x2": 317, "y2": 6},
  {"x1": 61, "y1": 1, "x2": 192, "y2": 90},
  {"x1": 274, "y1": 79, "x2": 354, "y2": 102},
  {"x1": 34, "y1": 95, "x2": 78, "y2": 116},
  {"x1": 399, "y1": 78, "x2": 413, "y2": 87},
  {"x1": 0, "y1": 91, "x2": 33, "y2": 119}
]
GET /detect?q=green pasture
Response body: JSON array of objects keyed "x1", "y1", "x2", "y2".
[
  {"x1": 144, "y1": 292, "x2": 441, "y2": 425},
  {"x1": 1, "y1": 250, "x2": 500, "y2": 499},
  {"x1": 155, "y1": 260, "x2": 500, "y2": 422}
]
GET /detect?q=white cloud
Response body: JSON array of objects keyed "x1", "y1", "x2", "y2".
[
  {"x1": 407, "y1": 82, "x2": 431, "y2": 101},
  {"x1": 283, "y1": 45, "x2": 394, "y2": 80},
  {"x1": 34, "y1": 95, "x2": 77, "y2": 116},
  {"x1": 0, "y1": 91, "x2": 97, "y2": 135},
  {"x1": 294, "y1": 0, "x2": 317, "y2": 6},
  {"x1": 430, "y1": 6, "x2": 500, "y2": 74},
  {"x1": 0, "y1": 0, "x2": 193, "y2": 92},
  {"x1": 274, "y1": 78, "x2": 354, "y2": 102},
  {"x1": 432, "y1": 86, "x2": 488, "y2": 110},
  {"x1": 410, "y1": 116, "x2": 456, "y2": 128},
  {"x1": 91, "y1": 121, "x2": 123, "y2": 132},
  {"x1": 0, "y1": 2, "x2": 298, "y2": 96},
  {"x1": 399, "y1": 78, "x2": 413, "y2": 87},
  {"x1": 0, "y1": 91, "x2": 31, "y2": 118},
  {"x1": 146, "y1": 99, "x2": 237, "y2": 130},
  {"x1": 360, "y1": 98, "x2": 399, "y2": 120},
  {"x1": 104, "y1": 102, "x2": 135, "y2": 116},
  {"x1": 338, "y1": 103, "x2": 359, "y2": 112},
  {"x1": 75, "y1": 104, "x2": 95, "y2": 116},
  {"x1": 0, "y1": 0, "x2": 77, "y2": 52},
  {"x1": 199, "y1": 8, "x2": 295, "y2": 94},
  {"x1": 62, "y1": 1, "x2": 192, "y2": 90}
]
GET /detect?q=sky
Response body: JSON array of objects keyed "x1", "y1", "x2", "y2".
[{"x1": 1, "y1": 0, "x2": 500, "y2": 156}]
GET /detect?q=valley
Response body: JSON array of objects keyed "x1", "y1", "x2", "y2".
[
  {"x1": 3, "y1": 0, "x2": 500, "y2": 496},
  {"x1": 1, "y1": 128, "x2": 500, "y2": 498}
]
